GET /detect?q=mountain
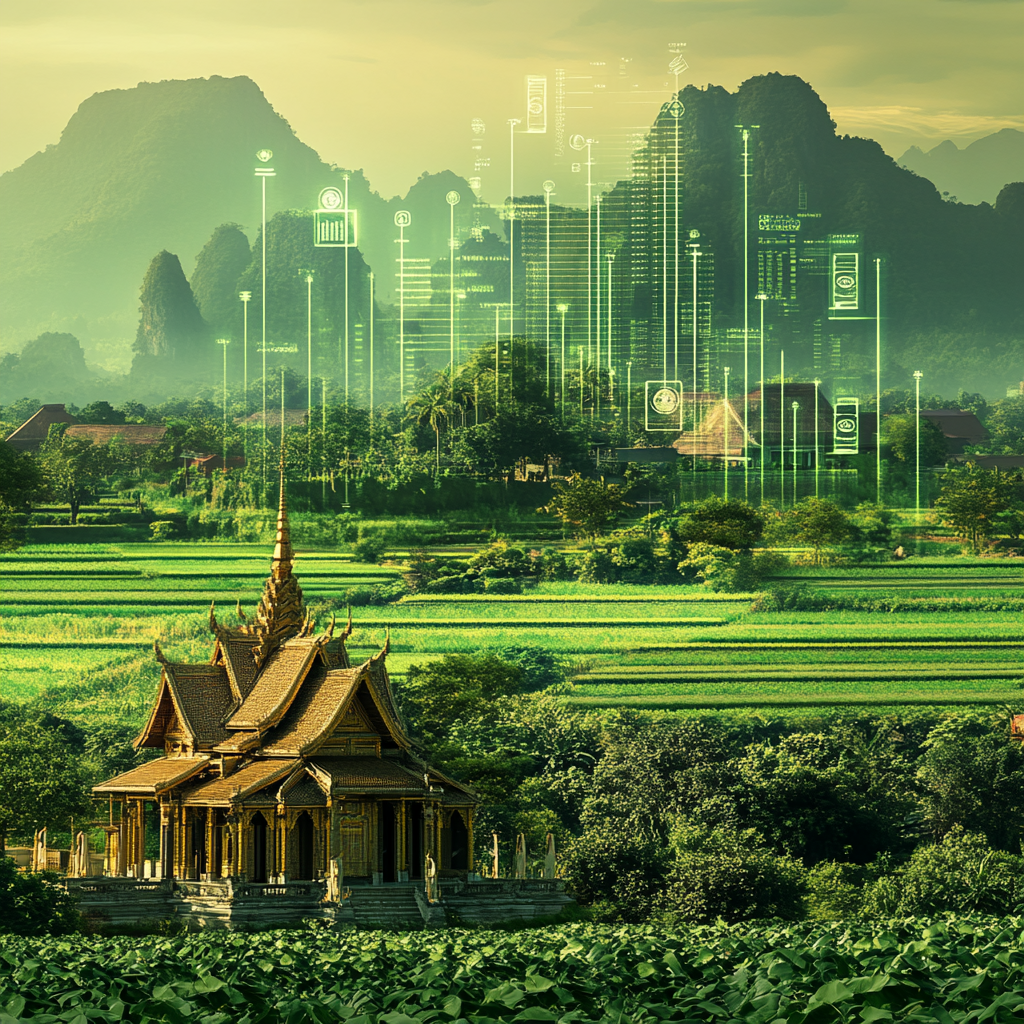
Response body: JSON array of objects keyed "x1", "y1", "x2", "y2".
[
  {"x1": 0, "y1": 75, "x2": 489, "y2": 372},
  {"x1": 898, "y1": 129, "x2": 1024, "y2": 205}
]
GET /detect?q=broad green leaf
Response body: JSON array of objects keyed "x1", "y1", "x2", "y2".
[{"x1": 511, "y1": 1009, "x2": 558, "y2": 1022}]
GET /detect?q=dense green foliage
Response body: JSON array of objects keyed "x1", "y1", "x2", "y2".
[
  {"x1": 5, "y1": 919, "x2": 1024, "y2": 1022},
  {"x1": 0, "y1": 858, "x2": 79, "y2": 937}
]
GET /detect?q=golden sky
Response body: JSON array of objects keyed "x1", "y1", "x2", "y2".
[{"x1": 2, "y1": 0, "x2": 1022, "y2": 199}]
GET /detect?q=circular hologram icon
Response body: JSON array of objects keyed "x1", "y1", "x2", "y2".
[
  {"x1": 651, "y1": 387, "x2": 680, "y2": 416},
  {"x1": 319, "y1": 187, "x2": 343, "y2": 210}
]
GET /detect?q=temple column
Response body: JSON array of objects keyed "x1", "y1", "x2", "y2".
[
  {"x1": 203, "y1": 809, "x2": 214, "y2": 879},
  {"x1": 136, "y1": 800, "x2": 147, "y2": 876},
  {"x1": 184, "y1": 811, "x2": 195, "y2": 880},
  {"x1": 466, "y1": 808, "x2": 475, "y2": 875},
  {"x1": 423, "y1": 803, "x2": 435, "y2": 879},
  {"x1": 176, "y1": 806, "x2": 187, "y2": 879},
  {"x1": 239, "y1": 816, "x2": 249, "y2": 879},
  {"x1": 116, "y1": 799, "x2": 128, "y2": 876},
  {"x1": 369, "y1": 802, "x2": 378, "y2": 883},
  {"x1": 398, "y1": 800, "x2": 408, "y2": 882},
  {"x1": 328, "y1": 799, "x2": 339, "y2": 864},
  {"x1": 159, "y1": 803, "x2": 171, "y2": 879}
]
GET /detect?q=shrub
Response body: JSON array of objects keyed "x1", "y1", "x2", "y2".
[
  {"x1": 575, "y1": 549, "x2": 617, "y2": 584},
  {"x1": 678, "y1": 544, "x2": 784, "y2": 591},
  {"x1": 148, "y1": 520, "x2": 177, "y2": 541},
  {"x1": 562, "y1": 827, "x2": 668, "y2": 922},
  {"x1": 468, "y1": 540, "x2": 536, "y2": 579},
  {"x1": 483, "y1": 576, "x2": 524, "y2": 594},
  {"x1": 863, "y1": 827, "x2": 1024, "y2": 917},
  {"x1": 490, "y1": 645, "x2": 564, "y2": 691},
  {"x1": 0, "y1": 859, "x2": 80, "y2": 936},
  {"x1": 611, "y1": 537, "x2": 660, "y2": 580},
  {"x1": 659, "y1": 822, "x2": 806, "y2": 924},
  {"x1": 804, "y1": 861, "x2": 871, "y2": 921},
  {"x1": 353, "y1": 535, "x2": 387, "y2": 563},
  {"x1": 537, "y1": 547, "x2": 573, "y2": 581}
]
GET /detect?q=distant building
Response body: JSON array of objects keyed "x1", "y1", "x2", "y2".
[
  {"x1": 920, "y1": 409, "x2": 987, "y2": 455},
  {"x1": 672, "y1": 383, "x2": 834, "y2": 466},
  {"x1": 4, "y1": 404, "x2": 77, "y2": 452},
  {"x1": 188, "y1": 454, "x2": 247, "y2": 477},
  {"x1": 5, "y1": 404, "x2": 166, "y2": 453},
  {"x1": 954, "y1": 455, "x2": 1024, "y2": 471},
  {"x1": 66, "y1": 424, "x2": 167, "y2": 447}
]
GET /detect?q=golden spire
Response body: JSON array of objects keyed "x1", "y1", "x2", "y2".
[
  {"x1": 271, "y1": 451, "x2": 294, "y2": 582},
  {"x1": 251, "y1": 450, "x2": 305, "y2": 666}
]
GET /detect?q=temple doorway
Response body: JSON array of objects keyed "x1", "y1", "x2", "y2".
[
  {"x1": 408, "y1": 803, "x2": 424, "y2": 879},
  {"x1": 251, "y1": 812, "x2": 268, "y2": 882},
  {"x1": 191, "y1": 811, "x2": 207, "y2": 878},
  {"x1": 450, "y1": 811, "x2": 469, "y2": 870},
  {"x1": 295, "y1": 812, "x2": 314, "y2": 880},
  {"x1": 380, "y1": 803, "x2": 397, "y2": 882},
  {"x1": 211, "y1": 810, "x2": 225, "y2": 878}
]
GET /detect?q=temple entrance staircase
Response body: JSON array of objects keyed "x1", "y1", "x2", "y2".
[{"x1": 347, "y1": 883, "x2": 427, "y2": 929}]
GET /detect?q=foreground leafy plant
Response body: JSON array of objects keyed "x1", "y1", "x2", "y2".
[{"x1": 2, "y1": 918, "x2": 1024, "y2": 1023}]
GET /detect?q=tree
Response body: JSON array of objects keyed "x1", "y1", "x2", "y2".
[
  {"x1": 540, "y1": 473, "x2": 631, "y2": 543},
  {"x1": 935, "y1": 465, "x2": 1012, "y2": 551},
  {"x1": 38, "y1": 424, "x2": 112, "y2": 524},
  {"x1": 916, "y1": 716, "x2": 1024, "y2": 851},
  {"x1": 0, "y1": 443, "x2": 44, "y2": 550},
  {"x1": 783, "y1": 497, "x2": 853, "y2": 563},
  {"x1": 884, "y1": 414, "x2": 948, "y2": 465},
  {"x1": 406, "y1": 381, "x2": 452, "y2": 473},
  {"x1": 0, "y1": 443, "x2": 44, "y2": 510},
  {"x1": 77, "y1": 400, "x2": 126, "y2": 425},
  {"x1": 190, "y1": 223, "x2": 251, "y2": 339},
  {"x1": 972, "y1": 395, "x2": 1024, "y2": 455},
  {"x1": 131, "y1": 250, "x2": 209, "y2": 379},
  {"x1": 660, "y1": 822, "x2": 805, "y2": 924},
  {"x1": 664, "y1": 496, "x2": 764, "y2": 554},
  {"x1": 849, "y1": 501, "x2": 896, "y2": 546},
  {"x1": 0, "y1": 707, "x2": 91, "y2": 856}
]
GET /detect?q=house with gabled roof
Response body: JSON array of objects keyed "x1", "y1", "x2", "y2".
[{"x1": 93, "y1": 475, "x2": 475, "y2": 895}]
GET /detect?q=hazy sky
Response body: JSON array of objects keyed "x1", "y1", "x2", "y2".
[{"x1": 2, "y1": 0, "x2": 1022, "y2": 199}]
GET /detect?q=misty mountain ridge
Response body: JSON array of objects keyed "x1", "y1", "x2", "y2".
[
  {"x1": 0, "y1": 73, "x2": 1020, "y2": 398},
  {"x1": 898, "y1": 129, "x2": 1024, "y2": 205},
  {"x1": 0, "y1": 75, "x2": 490, "y2": 371}
]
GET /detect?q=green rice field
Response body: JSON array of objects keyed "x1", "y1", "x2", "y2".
[{"x1": 1, "y1": 543, "x2": 1021, "y2": 725}]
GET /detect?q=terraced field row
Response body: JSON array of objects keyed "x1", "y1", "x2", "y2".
[{"x1": 2, "y1": 543, "x2": 1021, "y2": 721}]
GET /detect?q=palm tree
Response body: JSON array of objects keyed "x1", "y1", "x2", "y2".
[{"x1": 406, "y1": 382, "x2": 451, "y2": 474}]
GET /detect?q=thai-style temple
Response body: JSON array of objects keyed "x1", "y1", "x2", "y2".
[{"x1": 81, "y1": 477, "x2": 569, "y2": 928}]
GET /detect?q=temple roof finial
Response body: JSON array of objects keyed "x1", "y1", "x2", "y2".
[
  {"x1": 272, "y1": 447, "x2": 293, "y2": 582},
  {"x1": 251, "y1": 452, "x2": 306, "y2": 666}
]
